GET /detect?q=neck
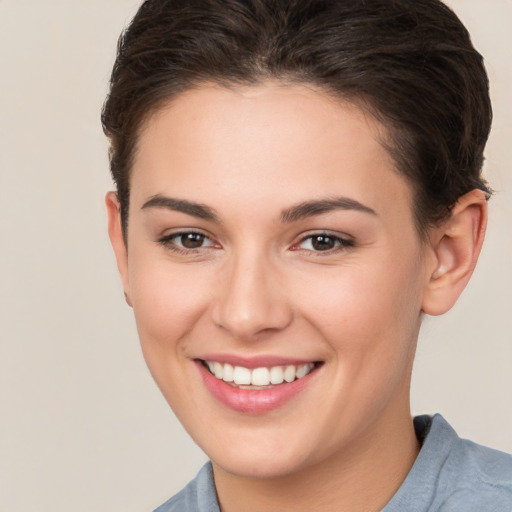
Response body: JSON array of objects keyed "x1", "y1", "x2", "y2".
[{"x1": 212, "y1": 407, "x2": 420, "y2": 512}]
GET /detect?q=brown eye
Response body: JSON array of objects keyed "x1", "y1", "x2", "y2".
[
  {"x1": 294, "y1": 233, "x2": 354, "y2": 253},
  {"x1": 179, "y1": 233, "x2": 206, "y2": 249},
  {"x1": 310, "y1": 235, "x2": 336, "y2": 251},
  {"x1": 158, "y1": 231, "x2": 216, "y2": 252}
]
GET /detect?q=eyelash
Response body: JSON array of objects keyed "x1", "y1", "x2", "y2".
[
  {"x1": 292, "y1": 232, "x2": 354, "y2": 255},
  {"x1": 157, "y1": 230, "x2": 217, "y2": 255},
  {"x1": 158, "y1": 230, "x2": 354, "y2": 255}
]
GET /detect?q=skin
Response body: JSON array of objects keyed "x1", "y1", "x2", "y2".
[{"x1": 107, "y1": 82, "x2": 487, "y2": 511}]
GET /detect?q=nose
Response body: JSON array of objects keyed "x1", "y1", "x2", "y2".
[{"x1": 211, "y1": 251, "x2": 293, "y2": 340}]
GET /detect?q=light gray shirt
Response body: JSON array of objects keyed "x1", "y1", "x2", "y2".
[{"x1": 154, "y1": 414, "x2": 512, "y2": 511}]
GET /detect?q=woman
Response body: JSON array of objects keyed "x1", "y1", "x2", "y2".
[{"x1": 102, "y1": 0, "x2": 512, "y2": 510}]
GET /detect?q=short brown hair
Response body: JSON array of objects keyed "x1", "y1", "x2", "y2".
[{"x1": 102, "y1": 0, "x2": 492, "y2": 238}]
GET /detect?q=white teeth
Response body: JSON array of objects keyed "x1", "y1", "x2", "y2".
[
  {"x1": 206, "y1": 361, "x2": 316, "y2": 386},
  {"x1": 213, "y1": 361, "x2": 224, "y2": 379},
  {"x1": 223, "y1": 363, "x2": 234, "y2": 382},
  {"x1": 233, "y1": 366, "x2": 252, "y2": 385},
  {"x1": 269, "y1": 366, "x2": 284, "y2": 384},
  {"x1": 251, "y1": 367, "x2": 270, "y2": 386},
  {"x1": 296, "y1": 363, "x2": 310, "y2": 379},
  {"x1": 284, "y1": 365, "x2": 296, "y2": 383}
]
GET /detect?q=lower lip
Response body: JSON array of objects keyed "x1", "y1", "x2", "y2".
[{"x1": 196, "y1": 361, "x2": 319, "y2": 414}]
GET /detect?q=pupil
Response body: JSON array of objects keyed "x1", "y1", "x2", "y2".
[
  {"x1": 312, "y1": 235, "x2": 335, "y2": 251},
  {"x1": 181, "y1": 233, "x2": 204, "y2": 249}
]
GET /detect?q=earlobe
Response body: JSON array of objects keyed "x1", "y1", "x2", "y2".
[
  {"x1": 422, "y1": 189, "x2": 488, "y2": 316},
  {"x1": 105, "y1": 191, "x2": 132, "y2": 307}
]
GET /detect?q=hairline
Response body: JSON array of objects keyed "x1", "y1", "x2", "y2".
[{"x1": 121, "y1": 78, "x2": 436, "y2": 243}]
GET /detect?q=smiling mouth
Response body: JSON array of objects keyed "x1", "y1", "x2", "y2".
[{"x1": 201, "y1": 360, "x2": 320, "y2": 389}]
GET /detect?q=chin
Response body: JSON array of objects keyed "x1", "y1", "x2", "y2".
[
  {"x1": 199, "y1": 429, "x2": 319, "y2": 480},
  {"x1": 211, "y1": 452, "x2": 310, "y2": 480}
]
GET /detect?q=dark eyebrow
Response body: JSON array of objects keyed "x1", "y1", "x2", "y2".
[
  {"x1": 141, "y1": 195, "x2": 220, "y2": 222},
  {"x1": 281, "y1": 197, "x2": 377, "y2": 223}
]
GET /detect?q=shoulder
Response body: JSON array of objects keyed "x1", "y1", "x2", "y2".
[
  {"x1": 435, "y1": 417, "x2": 512, "y2": 510},
  {"x1": 384, "y1": 414, "x2": 512, "y2": 512},
  {"x1": 153, "y1": 462, "x2": 220, "y2": 512},
  {"x1": 427, "y1": 414, "x2": 511, "y2": 484}
]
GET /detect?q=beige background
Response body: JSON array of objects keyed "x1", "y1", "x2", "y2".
[{"x1": 0, "y1": 1, "x2": 510, "y2": 511}]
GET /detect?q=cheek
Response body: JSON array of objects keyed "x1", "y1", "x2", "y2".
[
  {"x1": 127, "y1": 259, "x2": 216, "y2": 414},
  {"x1": 128, "y1": 257, "x2": 213, "y2": 354},
  {"x1": 295, "y1": 249, "x2": 424, "y2": 366}
]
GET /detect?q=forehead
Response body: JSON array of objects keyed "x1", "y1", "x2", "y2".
[{"x1": 131, "y1": 82, "x2": 414, "y2": 224}]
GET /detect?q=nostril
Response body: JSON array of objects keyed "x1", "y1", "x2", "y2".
[
  {"x1": 210, "y1": 260, "x2": 294, "y2": 337},
  {"x1": 212, "y1": 301, "x2": 293, "y2": 339}
]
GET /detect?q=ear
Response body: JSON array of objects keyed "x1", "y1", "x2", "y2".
[
  {"x1": 422, "y1": 189, "x2": 488, "y2": 316},
  {"x1": 106, "y1": 191, "x2": 132, "y2": 307}
]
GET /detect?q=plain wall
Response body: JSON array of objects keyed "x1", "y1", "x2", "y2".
[{"x1": 0, "y1": 1, "x2": 510, "y2": 511}]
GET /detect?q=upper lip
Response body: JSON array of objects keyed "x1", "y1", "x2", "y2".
[{"x1": 196, "y1": 353, "x2": 320, "y2": 369}]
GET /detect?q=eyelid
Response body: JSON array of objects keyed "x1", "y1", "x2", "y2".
[
  {"x1": 157, "y1": 229, "x2": 220, "y2": 252},
  {"x1": 156, "y1": 228, "x2": 354, "y2": 255},
  {"x1": 291, "y1": 231, "x2": 355, "y2": 253}
]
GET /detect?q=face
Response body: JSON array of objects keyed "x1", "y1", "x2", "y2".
[{"x1": 110, "y1": 83, "x2": 432, "y2": 479}]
